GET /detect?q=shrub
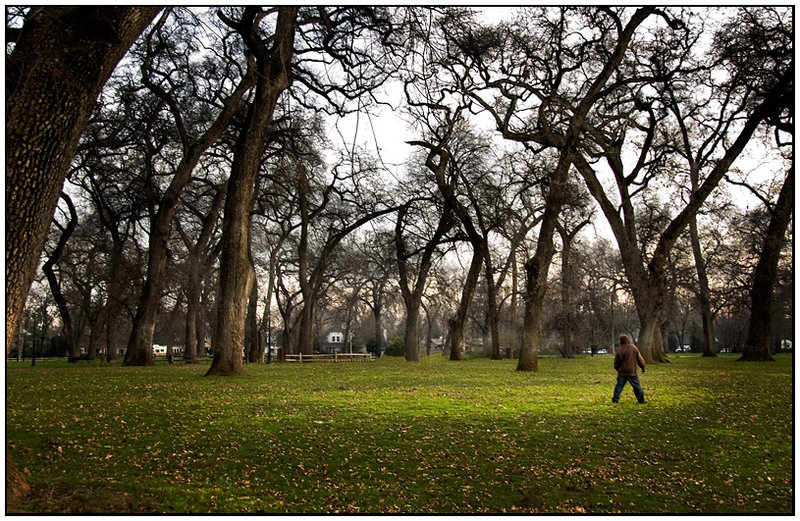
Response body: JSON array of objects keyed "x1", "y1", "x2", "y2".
[{"x1": 384, "y1": 336, "x2": 404, "y2": 356}]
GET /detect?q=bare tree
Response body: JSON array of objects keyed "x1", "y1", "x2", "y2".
[
  {"x1": 125, "y1": 8, "x2": 257, "y2": 366},
  {"x1": 395, "y1": 197, "x2": 456, "y2": 362},
  {"x1": 554, "y1": 182, "x2": 594, "y2": 358},
  {"x1": 738, "y1": 169, "x2": 793, "y2": 361},
  {"x1": 175, "y1": 177, "x2": 226, "y2": 364},
  {"x1": 6, "y1": 6, "x2": 159, "y2": 354},
  {"x1": 462, "y1": 7, "x2": 657, "y2": 370},
  {"x1": 570, "y1": 8, "x2": 792, "y2": 362},
  {"x1": 208, "y1": 7, "x2": 298, "y2": 375},
  {"x1": 41, "y1": 193, "x2": 79, "y2": 361},
  {"x1": 209, "y1": 7, "x2": 406, "y2": 374}
]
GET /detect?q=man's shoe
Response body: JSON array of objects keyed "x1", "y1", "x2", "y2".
[{"x1": 638, "y1": 400, "x2": 648, "y2": 404}]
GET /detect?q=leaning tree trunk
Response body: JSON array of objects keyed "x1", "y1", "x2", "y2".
[
  {"x1": 42, "y1": 192, "x2": 79, "y2": 362},
  {"x1": 449, "y1": 242, "x2": 485, "y2": 361},
  {"x1": 739, "y1": 169, "x2": 793, "y2": 362},
  {"x1": 5, "y1": 7, "x2": 160, "y2": 355},
  {"x1": 207, "y1": 7, "x2": 297, "y2": 376}
]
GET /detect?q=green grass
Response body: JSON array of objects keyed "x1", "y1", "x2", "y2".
[{"x1": 5, "y1": 354, "x2": 793, "y2": 514}]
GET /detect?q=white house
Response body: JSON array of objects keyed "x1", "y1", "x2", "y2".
[{"x1": 321, "y1": 329, "x2": 346, "y2": 353}]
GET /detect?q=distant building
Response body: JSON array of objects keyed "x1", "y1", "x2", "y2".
[
  {"x1": 153, "y1": 344, "x2": 183, "y2": 357},
  {"x1": 321, "y1": 328, "x2": 346, "y2": 354}
]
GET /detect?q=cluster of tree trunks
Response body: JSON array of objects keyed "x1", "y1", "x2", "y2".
[{"x1": 6, "y1": 7, "x2": 793, "y2": 374}]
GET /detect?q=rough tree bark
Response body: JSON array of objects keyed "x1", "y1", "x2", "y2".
[
  {"x1": 6, "y1": 7, "x2": 160, "y2": 355},
  {"x1": 738, "y1": 169, "x2": 793, "y2": 362},
  {"x1": 208, "y1": 7, "x2": 298, "y2": 376},
  {"x1": 517, "y1": 152, "x2": 573, "y2": 371}
]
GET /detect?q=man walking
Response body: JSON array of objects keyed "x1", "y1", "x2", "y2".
[{"x1": 612, "y1": 334, "x2": 647, "y2": 404}]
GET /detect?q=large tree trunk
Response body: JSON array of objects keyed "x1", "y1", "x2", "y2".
[
  {"x1": 518, "y1": 258, "x2": 542, "y2": 372},
  {"x1": 208, "y1": 7, "x2": 297, "y2": 376},
  {"x1": 294, "y1": 289, "x2": 314, "y2": 357},
  {"x1": 636, "y1": 308, "x2": 669, "y2": 364},
  {"x1": 517, "y1": 152, "x2": 572, "y2": 371},
  {"x1": 403, "y1": 302, "x2": 422, "y2": 362},
  {"x1": 5, "y1": 7, "x2": 160, "y2": 355},
  {"x1": 123, "y1": 235, "x2": 167, "y2": 366},
  {"x1": 739, "y1": 169, "x2": 793, "y2": 362}
]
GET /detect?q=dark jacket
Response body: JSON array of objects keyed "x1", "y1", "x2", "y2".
[{"x1": 614, "y1": 343, "x2": 646, "y2": 376}]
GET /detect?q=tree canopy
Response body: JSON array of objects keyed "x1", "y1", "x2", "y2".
[{"x1": 7, "y1": 6, "x2": 793, "y2": 371}]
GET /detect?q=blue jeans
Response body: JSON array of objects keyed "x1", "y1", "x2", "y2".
[{"x1": 612, "y1": 375, "x2": 646, "y2": 403}]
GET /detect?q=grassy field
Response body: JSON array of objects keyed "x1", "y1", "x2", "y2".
[{"x1": 5, "y1": 353, "x2": 793, "y2": 514}]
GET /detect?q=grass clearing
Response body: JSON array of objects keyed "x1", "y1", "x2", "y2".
[{"x1": 5, "y1": 354, "x2": 793, "y2": 513}]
